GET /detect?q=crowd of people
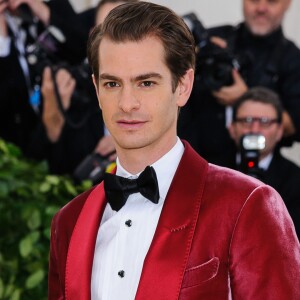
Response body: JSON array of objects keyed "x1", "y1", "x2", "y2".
[{"x1": 1, "y1": 0, "x2": 299, "y2": 297}]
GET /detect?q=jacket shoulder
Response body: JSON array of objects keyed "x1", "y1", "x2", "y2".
[
  {"x1": 203, "y1": 163, "x2": 282, "y2": 211},
  {"x1": 53, "y1": 185, "x2": 98, "y2": 234},
  {"x1": 207, "y1": 163, "x2": 265, "y2": 191}
]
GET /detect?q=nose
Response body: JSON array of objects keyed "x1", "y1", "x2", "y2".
[
  {"x1": 249, "y1": 120, "x2": 261, "y2": 133},
  {"x1": 256, "y1": 0, "x2": 268, "y2": 12},
  {"x1": 118, "y1": 86, "x2": 140, "y2": 113}
]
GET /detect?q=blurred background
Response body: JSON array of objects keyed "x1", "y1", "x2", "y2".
[
  {"x1": 66, "y1": 0, "x2": 300, "y2": 165},
  {"x1": 71, "y1": 0, "x2": 300, "y2": 46}
]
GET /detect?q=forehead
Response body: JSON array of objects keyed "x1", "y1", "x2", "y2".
[
  {"x1": 237, "y1": 100, "x2": 277, "y2": 116},
  {"x1": 98, "y1": 36, "x2": 168, "y2": 75},
  {"x1": 244, "y1": 0, "x2": 289, "y2": 7}
]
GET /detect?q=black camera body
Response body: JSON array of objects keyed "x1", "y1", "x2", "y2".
[
  {"x1": 183, "y1": 13, "x2": 243, "y2": 91},
  {"x1": 240, "y1": 134, "x2": 266, "y2": 178},
  {"x1": 26, "y1": 27, "x2": 90, "y2": 87},
  {"x1": 73, "y1": 153, "x2": 113, "y2": 185},
  {"x1": 26, "y1": 27, "x2": 95, "y2": 127}
]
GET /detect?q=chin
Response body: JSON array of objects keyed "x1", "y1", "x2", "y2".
[
  {"x1": 116, "y1": 137, "x2": 150, "y2": 151},
  {"x1": 247, "y1": 22, "x2": 274, "y2": 37}
]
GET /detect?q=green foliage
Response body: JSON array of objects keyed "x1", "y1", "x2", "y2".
[{"x1": 0, "y1": 139, "x2": 92, "y2": 300}]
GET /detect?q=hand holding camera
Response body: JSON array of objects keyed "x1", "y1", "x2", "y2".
[
  {"x1": 183, "y1": 13, "x2": 252, "y2": 96},
  {"x1": 6, "y1": 0, "x2": 50, "y2": 25},
  {"x1": 212, "y1": 68, "x2": 248, "y2": 106},
  {"x1": 41, "y1": 67, "x2": 76, "y2": 142}
]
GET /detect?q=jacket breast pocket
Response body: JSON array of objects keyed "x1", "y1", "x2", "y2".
[{"x1": 182, "y1": 257, "x2": 219, "y2": 289}]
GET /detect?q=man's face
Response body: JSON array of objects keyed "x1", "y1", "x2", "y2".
[
  {"x1": 229, "y1": 100, "x2": 283, "y2": 159},
  {"x1": 243, "y1": 0, "x2": 291, "y2": 36},
  {"x1": 93, "y1": 36, "x2": 193, "y2": 156}
]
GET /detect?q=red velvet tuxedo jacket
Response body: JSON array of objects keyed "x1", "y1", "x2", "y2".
[{"x1": 48, "y1": 142, "x2": 300, "y2": 299}]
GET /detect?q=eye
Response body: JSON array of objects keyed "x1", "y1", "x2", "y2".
[
  {"x1": 104, "y1": 81, "x2": 120, "y2": 88},
  {"x1": 140, "y1": 81, "x2": 154, "y2": 87}
]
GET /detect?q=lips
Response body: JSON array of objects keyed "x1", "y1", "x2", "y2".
[
  {"x1": 117, "y1": 119, "x2": 147, "y2": 129},
  {"x1": 253, "y1": 15, "x2": 269, "y2": 22}
]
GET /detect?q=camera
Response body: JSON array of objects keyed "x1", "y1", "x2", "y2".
[
  {"x1": 26, "y1": 27, "x2": 94, "y2": 127},
  {"x1": 26, "y1": 26, "x2": 90, "y2": 87},
  {"x1": 16, "y1": 4, "x2": 34, "y2": 24},
  {"x1": 73, "y1": 153, "x2": 115, "y2": 185},
  {"x1": 240, "y1": 134, "x2": 265, "y2": 178},
  {"x1": 183, "y1": 13, "x2": 250, "y2": 91}
]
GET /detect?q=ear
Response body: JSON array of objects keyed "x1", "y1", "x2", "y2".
[
  {"x1": 176, "y1": 68, "x2": 194, "y2": 108},
  {"x1": 276, "y1": 123, "x2": 284, "y2": 142},
  {"x1": 285, "y1": 0, "x2": 292, "y2": 10},
  {"x1": 92, "y1": 74, "x2": 102, "y2": 109}
]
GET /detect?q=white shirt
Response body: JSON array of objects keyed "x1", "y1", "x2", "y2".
[
  {"x1": 91, "y1": 138, "x2": 184, "y2": 300},
  {"x1": 1, "y1": 13, "x2": 32, "y2": 92},
  {"x1": 258, "y1": 153, "x2": 273, "y2": 170}
]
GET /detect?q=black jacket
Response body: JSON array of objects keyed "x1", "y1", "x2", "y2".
[
  {"x1": 0, "y1": 18, "x2": 39, "y2": 152},
  {"x1": 0, "y1": 0, "x2": 96, "y2": 153}
]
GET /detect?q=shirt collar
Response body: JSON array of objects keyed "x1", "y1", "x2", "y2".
[{"x1": 258, "y1": 153, "x2": 273, "y2": 170}]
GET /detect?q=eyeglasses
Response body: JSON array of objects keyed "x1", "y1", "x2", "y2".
[{"x1": 235, "y1": 117, "x2": 280, "y2": 128}]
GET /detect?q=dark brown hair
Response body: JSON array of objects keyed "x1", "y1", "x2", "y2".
[
  {"x1": 232, "y1": 86, "x2": 283, "y2": 123},
  {"x1": 87, "y1": 1, "x2": 195, "y2": 91}
]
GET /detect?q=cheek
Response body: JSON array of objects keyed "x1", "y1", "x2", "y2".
[
  {"x1": 99, "y1": 100, "x2": 114, "y2": 121},
  {"x1": 244, "y1": 2, "x2": 254, "y2": 16},
  {"x1": 238, "y1": 128, "x2": 252, "y2": 136}
]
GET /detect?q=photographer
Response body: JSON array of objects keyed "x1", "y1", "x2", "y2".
[
  {"x1": 28, "y1": 64, "x2": 109, "y2": 176},
  {"x1": 0, "y1": 0, "x2": 96, "y2": 154},
  {"x1": 28, "y1": 0, "x2": 139, "y2": 180},
  {"x1": 0, "y1": 0, "x2": 42, "y2": 152},
  {"x1": 178, "y1": 0, "x2": 300, "y2": 165},
  {"x1": 227, "y1": 86, "x2": 300, "y2": 239}
]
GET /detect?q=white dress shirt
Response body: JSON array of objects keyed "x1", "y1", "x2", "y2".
[
  {"x1": 1, "y1": 13, "x2": 34, "y2": 99},
  {"x1": 91, "y1": 138, "x2": 184, "y2": 300}
]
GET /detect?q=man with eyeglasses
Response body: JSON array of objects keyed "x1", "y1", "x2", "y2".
[
  {"x1": 228, "y1": 86, "x2": 300, "y2": 238},
  {"x1": 178, "y1": 0, "x2": 300, "y2": 167}
]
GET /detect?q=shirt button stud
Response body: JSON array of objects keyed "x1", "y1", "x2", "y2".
[
  {"x1": 118, "y1": 270, "x2": 125, "y2": 278},
  {"x1": 125, "y1": 219, "x2": 132, "y2": 227}
]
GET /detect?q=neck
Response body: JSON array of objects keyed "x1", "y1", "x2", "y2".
[
  {"x1": 116, "y1": 136, "x2": 178, "y2": 174},
  {"x1": 242, "y1": 23, "x2": 282, "y2": 43}
]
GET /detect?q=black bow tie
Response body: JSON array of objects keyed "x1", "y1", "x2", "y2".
[{"x1": 103, "y1": 166, "x2": 160, "y2": 211}]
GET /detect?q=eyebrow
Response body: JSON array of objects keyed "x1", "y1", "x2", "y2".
[{"x1": 99, "y1": 72, "x2": 163, "y2": 82}]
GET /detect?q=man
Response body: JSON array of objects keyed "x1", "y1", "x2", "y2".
[
  {"x1": 227, "y1": 86, "x2": 300, "y2": 238},
  {"x1": 48, "y1": 2, "x2": 300, "y2": 299},
  {"x1": 178, "y1": 0, "x2": 300, "y2": 165}
]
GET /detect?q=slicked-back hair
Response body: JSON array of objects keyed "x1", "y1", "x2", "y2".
[
  {"x1": 232, "y1": 86, "x2": 283, "y2": 123},
  {"x1": 87, "y1": 1, "x2": 196, "y2": 91},
  {"x1": 95, "y1": 0, "x2": 138, "y2": 16}
]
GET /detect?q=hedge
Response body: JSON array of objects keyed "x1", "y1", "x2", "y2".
[{"x1": 0, "y1": 139, "x2": 91, "y2": 300}]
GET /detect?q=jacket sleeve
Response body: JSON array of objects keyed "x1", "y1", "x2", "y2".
[
  {"x1": 48, "y1": 213, "x2": 65, "y2": 300},
  {"x1": 229, "y1": 184, "x2": 300, "y2": 299},
  {"x1": 278, "y1": 42, "x2": 300, "y2": 142}
]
